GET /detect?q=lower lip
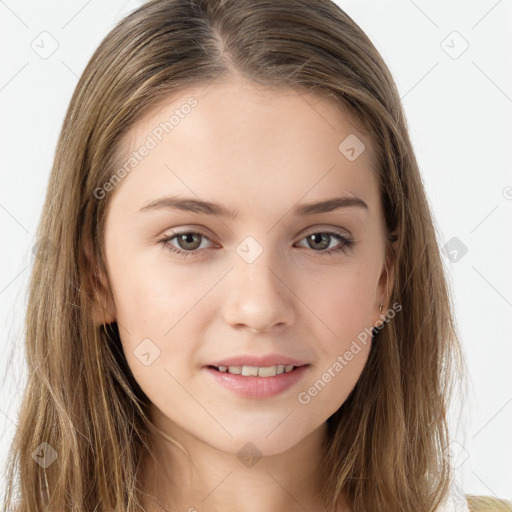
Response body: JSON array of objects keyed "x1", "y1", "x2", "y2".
[{"x1": 204, "y1": 365, "x2": 310, "y2": 399}]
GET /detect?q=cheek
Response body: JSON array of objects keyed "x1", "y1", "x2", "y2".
[
  {"x1": 299, "y1": 262, "x2": 378, "y2": 341},
  {"x1": 296, "y1": 270, "x2": 375, "y2": 414},
  {"x1": 107, "y1": 248, "x2": 223, "y2": 383},
  {"x1": 108, "y1": 243, "x2": 214, "y2": 333},
  {"x1": 109, "y1": 263, "x2": 200, "y2": 402}
]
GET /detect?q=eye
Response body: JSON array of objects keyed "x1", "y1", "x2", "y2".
[
  {"x1": 158, "y1": 230, "x2": 215, "y2": 257},
  {"x1": 295, "y1": 230, "x2": 354, "y2": 256}
]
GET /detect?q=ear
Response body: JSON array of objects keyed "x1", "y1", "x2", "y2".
[
  {"x1": 83, "y1": 237, "x2": 116, "y2": 326},
  {"x1": 373, "y1": 230, "x2": 399, "y2": 326}
]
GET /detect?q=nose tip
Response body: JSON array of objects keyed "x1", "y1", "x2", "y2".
[{"x1": 222, "y1": 256, "x2": 295, "y2": 333}]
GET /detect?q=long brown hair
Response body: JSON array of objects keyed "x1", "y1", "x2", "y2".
[{"x1": 2, "y1": 0, "x2": 486, "y2": 510}]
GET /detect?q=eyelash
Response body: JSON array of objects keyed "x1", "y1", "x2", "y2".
[{"x1": 157, "y1": 229, "x2": 355, "y2": 258}]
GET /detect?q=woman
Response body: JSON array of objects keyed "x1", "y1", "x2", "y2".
[{"x1": 3, "y1": 0, "x2": 510, "y2": 510}]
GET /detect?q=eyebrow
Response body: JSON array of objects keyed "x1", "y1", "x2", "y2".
[{"x1": 139, "y1": 194, "x2": 369, "y2": 217}]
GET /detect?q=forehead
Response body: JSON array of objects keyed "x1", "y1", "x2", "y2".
[{"x1": 110, "y1": 76, "x2": 380, "y2": 218}]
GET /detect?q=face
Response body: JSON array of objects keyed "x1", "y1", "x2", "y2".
[{"x1": 95, "y1": 76, "x2": 393, "y2": 457}]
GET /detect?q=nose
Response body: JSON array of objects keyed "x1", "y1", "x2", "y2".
[{"x1": 222, "y1": 249, "x2": 296, "y2": 334}]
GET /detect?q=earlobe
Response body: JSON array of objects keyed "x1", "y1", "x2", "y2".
[
  {"x1": 90, "y1": 293, "x2": 116, "y2": 327},
  {"x1": 383, "y1": 236, "x2": 398, "y2": 307},
  {"x1": 374, "y1": 232, "x2": 398, "y2": 326},
  {"x1": 373, "y1": 266, "x2": 389, "y2": 328},
  {"x1": 83, "y1": 238, "x2": 116, "y2": 326}
]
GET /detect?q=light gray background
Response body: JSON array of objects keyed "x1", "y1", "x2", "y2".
[{"x1": 1, "y1": 0, "x2": 511, "y2": 502}]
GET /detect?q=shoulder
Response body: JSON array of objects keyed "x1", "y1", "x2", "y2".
[{"x1": 466, "y1": 495, "x2": 512, "y2": 512}]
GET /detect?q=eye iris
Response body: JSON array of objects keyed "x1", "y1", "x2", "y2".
[
  {"x1": 178, "y1": 233, "x2": 202, "y2": 250},
  {"x1": 308, "y1": 233, "x2": 330, "y2": 250}
]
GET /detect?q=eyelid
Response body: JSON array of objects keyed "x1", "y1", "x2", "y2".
[
  {"x1": 161, "y1": 226, "x2": 217, "y2": 243},
  {"x1": 165, "y1": 224, "x2": 216, "y2": 237},
  {"x1": 301, "y1": 225, "x2": 352, "y2": 239}
]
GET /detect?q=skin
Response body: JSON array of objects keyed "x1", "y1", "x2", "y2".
[{"x1": 92, "y1": 75, "x2": 396, "y2": 512}]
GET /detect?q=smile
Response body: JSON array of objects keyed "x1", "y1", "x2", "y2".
[
  {"x1": 210, "y1": 364, "x2": 297, "y2": 377},
  {"x1": 205, "y1": 364, "x2": 310, "y2": 398}
]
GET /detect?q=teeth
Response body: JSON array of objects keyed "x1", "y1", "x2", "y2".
[
  {"x1": 242, "y1": 365, "x2": 259, "y2": 376},
  {"x1": 216, "y1": 364, "x2": 296, "y2": 377}
]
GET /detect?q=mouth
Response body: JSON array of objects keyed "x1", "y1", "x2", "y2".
[
  {"x1": 206, "y1": 363, "x2": 308, "y2": 377},
  {"x1": 204, "y1": 363, "x2": 311, "y2": 398}
]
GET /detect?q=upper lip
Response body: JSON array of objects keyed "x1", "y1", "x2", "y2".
[{"x1": 205, "y1": 354, "x2": 310, "y2": 368}]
